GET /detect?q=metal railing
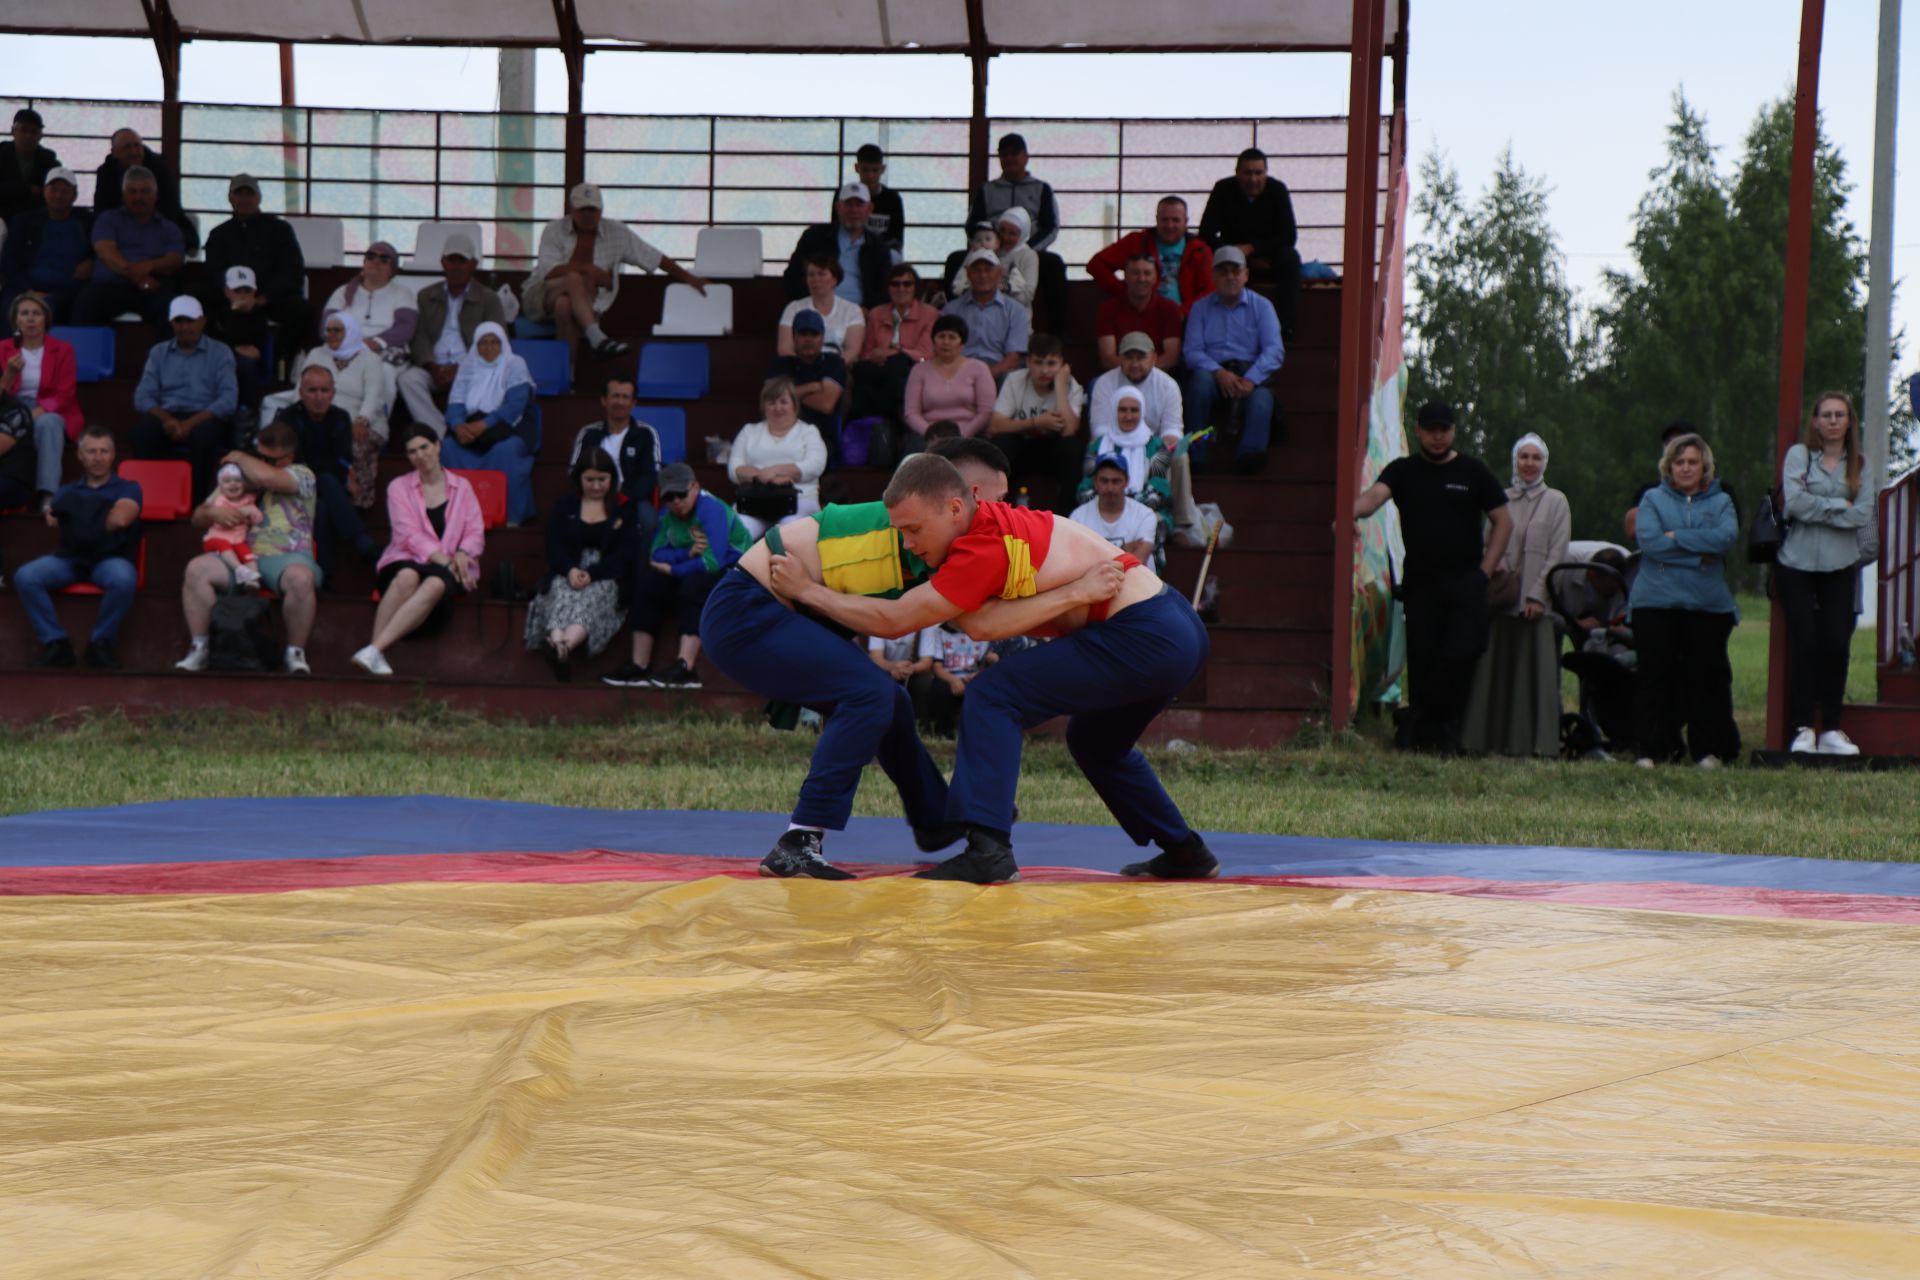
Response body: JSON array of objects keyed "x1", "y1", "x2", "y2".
[
  {"x1": 1879, "y1": 467, "x2": 1920, "y2": 666},
  {"x1": 7, "y1": 96, "x2": 1388, "y2": 279}
]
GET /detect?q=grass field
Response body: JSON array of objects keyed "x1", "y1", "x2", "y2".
[{"x1": 6, "y1": 593, "x2": 1908, "y2": 863}]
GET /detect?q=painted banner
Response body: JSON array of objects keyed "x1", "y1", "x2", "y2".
[{"x1": 1349, "y1": 163, "x2": 1410, "y2": 709}]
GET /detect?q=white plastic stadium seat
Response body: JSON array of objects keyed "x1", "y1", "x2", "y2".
[
  {"x1": 411, "y1": 221, "x2": 485, "y2": 270},
  {"x1": 693, "y1": 227, "x2": 763, "y2": 280},
  {"x1": 653, "y1": 282, "x2": 733, "y2": 337},
  {"x1": 285, "y1": 216, "x2": 347, "y2": 268}
]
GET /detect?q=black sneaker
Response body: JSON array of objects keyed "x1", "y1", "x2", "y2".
[
  {"x1": 32, "y1": 637, "x2": 75, "y2": 668},
  {"x1": 759, "y1": 829, "x2": 855, "y2": 881},
  {"x1": 650, "y1": 659, "x2": 702, "y2": 690},
  {"x1": 601, "y1": 661, "x2": 652, "y2": 688},
  {"x1": 1121, "y1": 834, "x2": 1220, "y2": 879},
  {"x1": 915, "y1": 827, "x2": 1020, "y2": 884},
  {"x1": 84, "y1": 640, "x2": 122, "y2": 671},
  {"x1": 592, "y1": 337, "x2": 632, "y2": 360}
]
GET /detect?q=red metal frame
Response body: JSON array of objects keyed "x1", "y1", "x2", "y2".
[
  {"x1": 1766, "y1": 0, "x2": 1827, "y2": 751},
  {"x1": 1330, "y1": 0, "x2": 1388, "y2": 732}
]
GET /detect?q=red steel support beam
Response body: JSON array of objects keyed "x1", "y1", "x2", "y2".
[
  {"x1": 552, "y1": 0, "x2": 588, "y2": 192},
  {"x1": 139, "y1": 0, "x2": 183, "y2": 166},
  {"x1": 1767, "y1": 0, "x2": 1827, "y2": 752},
  {"x1": 1330, "y1": 0, "x2": 1385, "y2": 733},
  {"x1": 965, "y1": 0, "x2": 992, "y2": 195}
]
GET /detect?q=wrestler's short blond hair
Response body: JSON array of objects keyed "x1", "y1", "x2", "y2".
[{"x1": 883, "y1": 452, "x2": 968, "y2": 508}]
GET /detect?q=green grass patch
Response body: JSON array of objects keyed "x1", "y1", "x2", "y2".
[{"x1": 6, "y1": 699, "x2": 1914, "y2": 864}]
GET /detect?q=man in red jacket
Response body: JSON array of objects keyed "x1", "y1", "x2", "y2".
[{"x1": 1086, "y1": 195, "x2": 1214, "y2": 315}]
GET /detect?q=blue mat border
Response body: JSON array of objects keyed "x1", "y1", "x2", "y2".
[{"x1": 3, "y1": 796, "x2": 1918, "y2": 897}]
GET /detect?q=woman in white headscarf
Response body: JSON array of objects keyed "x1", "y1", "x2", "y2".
[
  {"x1": 438, "y1": 321, "x2": 542, "y2": 524},
  {"x1": 994, "y1": 207, "x2": 1039, "y2": 313},
  {"x1": 284, "y1": 310, "x2": 389, "y2": 507},
  {"x1": 1463, "y1": 431, "x2": 1572, "y2": 757}
]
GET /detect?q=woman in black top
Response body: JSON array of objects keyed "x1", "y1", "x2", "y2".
[{"x1": 523, "y1": 447, "x2": 637, "y2": 681}]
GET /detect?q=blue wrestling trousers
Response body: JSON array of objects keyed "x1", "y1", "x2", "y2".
[
  {"x1": 950, "y1": 585, "x2": 1209, "y2": 847},
  {"x1": 701, "y1": 568, "x2": 949, "y2": 832}
]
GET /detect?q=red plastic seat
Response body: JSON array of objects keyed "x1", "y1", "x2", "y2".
[
  {"x1": 451, "y1": 468, "x2": 509, "y2": 530},
  {"x1": 117, "y1": 460, "x2": 195, "y2": 522},
  {"x1": 60, "y1": 540, "x2": 147, "y2": 594}
]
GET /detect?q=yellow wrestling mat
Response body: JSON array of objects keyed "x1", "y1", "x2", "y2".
[{"x1": 4, "y1": 878, "x2": 1919, "y2": 1277}]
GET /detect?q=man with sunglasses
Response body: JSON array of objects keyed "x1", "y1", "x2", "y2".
[
  {"x1": 851, "y1": 264, "x2": 937, "y2": 430},
  {"x1": 203, "y1": 172, "x2": 311, "y2": 351},
  {"x1": 177, "y1": 422, "x2": 322, "y2": 676}
]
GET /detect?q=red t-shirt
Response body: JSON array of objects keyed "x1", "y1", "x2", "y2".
[
  {"x1": 1096, "y1": 293, "x2": 1185, "y2": 348},
  {"x1": 929, "y1": 502, "x2": 1056, "y2": 612}
]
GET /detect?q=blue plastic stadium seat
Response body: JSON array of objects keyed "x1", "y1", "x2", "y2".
[
  {"x1": 635, "y1": 406, "x2": 687, "y2": 465},
  {"x1": 513, "y1": 316, "x2": 558, "y2": 340},
  {"x1": 516, "y1": 338, "x2": 572, "y2": 396},
  {"x1": 52, "y1": 326, "x2": 116, "y2": 382},
  {"x1": 633, "y1": 342, "x2": 709, "y2": 400}
]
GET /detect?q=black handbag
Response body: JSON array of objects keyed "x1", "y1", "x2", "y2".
[
  {"x1": 208, "y1": 570, "x2": 279, "y2": 672},
  {"x1": 734, "y1": 481, "x2": 800, "y2": 522},
  {"x1": 1747, "y1": 488, "x2": 1786, "y2": 564}
]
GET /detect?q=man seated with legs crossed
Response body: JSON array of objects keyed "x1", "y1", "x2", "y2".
[
  {"x1": 703, "y1": 437, "x2": 1076, "y2": 880},
  {"x1": 770, "y1": 453, "x2": 1217, "y2": 885}
]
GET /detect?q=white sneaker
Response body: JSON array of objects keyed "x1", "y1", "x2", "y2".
[
  {"x1": 1696, "y1": 755, "x2": 1721, "y2": 770},
  {"x1": 1817, "y1": 730, "x2": 1860, "y2": 756},
  {"x1": 174, "y1": 644, "x2": 209, "y2": 673},
  {"x1": 350, "y1": 645, "x2": 392, "y2": 676},
  {"x1": 1635, "y1": 757, "x2": 1655, "y2": 769},
  {"x1": 1789, "y1": 727, "x2": 1818, "y2": 754},
  {"x1": 284, "y1": 646, "x2": 312, "y2": 676}
]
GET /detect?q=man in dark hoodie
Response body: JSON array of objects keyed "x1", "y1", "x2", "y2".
[
  {"x1": 0, "y1": 108, "x2": 62, "y2": 223},
  {"x1": 92, "y1": 127, "x2": 199, "y2": 254}
]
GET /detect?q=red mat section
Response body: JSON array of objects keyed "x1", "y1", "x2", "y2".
[{"x1": 7, "y1": 850, "x2": 1920, "y2": 922}]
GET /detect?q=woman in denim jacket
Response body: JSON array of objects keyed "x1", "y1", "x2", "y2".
[
  {"x1": 1629, "y1": 433, "x2": 1740, "y2": 767},
  {"x1": 1778, "y1": 391, "x2": 1877, "y2": 755}
]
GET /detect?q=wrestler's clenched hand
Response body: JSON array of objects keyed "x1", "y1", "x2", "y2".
[
  {"x1": 767, "y1": 552, "x2": 808, "y2": 599},
  {"x1": 1076, "y1": 560, "x2": 1127, "y2": 603}
]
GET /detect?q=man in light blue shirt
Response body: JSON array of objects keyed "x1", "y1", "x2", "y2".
[
  {"x1": 940, "y1": 250, "x2": 1029, "y2": 379},
  {"x1": 1182, "y1": 247, "x2": 1284, "y2": 474},
  {"x1": 128, "y1": 295, "x2": 239, "y2": 499}
]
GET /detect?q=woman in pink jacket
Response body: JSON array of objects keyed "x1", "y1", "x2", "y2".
[
  {"x1": 0, "y1": 293, "x2": 85, "y2": 509},
  {"x1": 353, "y1": 423, "x2": 485, "y2": 676}
]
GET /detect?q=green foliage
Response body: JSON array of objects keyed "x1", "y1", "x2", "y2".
[
  {"x1": 1409, "y1": 92, "x2": 1881, "y2": 564},
  {"x1": 1407, "y1": 147, "x2": 1580, "y2": 461}
]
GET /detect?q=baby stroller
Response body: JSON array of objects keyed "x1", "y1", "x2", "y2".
[{"x1": 1545, "y1": 546, "x2": 1639, "y2": 760}]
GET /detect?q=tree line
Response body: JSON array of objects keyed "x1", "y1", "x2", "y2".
[{"x1": 1406, "y1": 91, "x2": 1915, "y2": 581}]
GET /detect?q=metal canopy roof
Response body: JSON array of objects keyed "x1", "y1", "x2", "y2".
[{"x1": 6, "y1": 0, "x2": 1398, "y2": 52}]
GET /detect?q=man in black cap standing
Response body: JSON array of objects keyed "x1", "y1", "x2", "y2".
[
  {"x1": 1354, "y1": 402, "x2": 1513, "y2": 752},
  {"x1": 0, "y1": 108, "x2": 62, "y2": 223}
]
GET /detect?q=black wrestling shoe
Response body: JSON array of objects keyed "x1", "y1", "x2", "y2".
[
  {"x1": 600, "y1": 661, "x2": 652, "y2": 688},
  {"x1": 1120, "y1": 834, "x2": 1220, "y2": 880},
  {"x1": 758, "y1": 828, "x2": 855, "y2": 881},
  {"x1": 914, "y1": 827, "x2": 1020, "y2": 884},
  {"x1": 912, "y1": 822, "x2": 967, "y2": 853}
]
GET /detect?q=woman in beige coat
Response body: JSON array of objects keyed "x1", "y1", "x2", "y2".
[{"x1": 1463, "y1": 432, "x2": 1571, "y2": 756}]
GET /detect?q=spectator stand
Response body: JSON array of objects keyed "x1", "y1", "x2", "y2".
[{"x1": 0, "y1": 8, "x2": 1411, "y2": 747}]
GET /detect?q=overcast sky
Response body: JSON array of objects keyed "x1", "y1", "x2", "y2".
[{"x1": 2, "y1": 1, "x2": 1912, "y2": 394}]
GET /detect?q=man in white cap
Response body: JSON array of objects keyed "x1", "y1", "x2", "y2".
[
  {"x1": 524, "y1": 181, "x2": 707, "y2": 362},
  {"x1": 783, "y1": 181, "x2": 896, "y2": 309},
  {"x1": 205, "y1": 265, "x2": 272, "y2": 421},
  {"x1": 128, "y1": 294, "x2": 239, "y2": 498},
  {"x1": 203, "y1": 172, "x2": 311, "y2": 347},
  {"x1": 401, "y1": 232, "x2": 506, "y2": 436},
  {"x1": 940, "y1": 249, "x2": 1028, "y2": 379},
  {"x1": 0, "y1": 165, "x2": 92, "y2": 323}
]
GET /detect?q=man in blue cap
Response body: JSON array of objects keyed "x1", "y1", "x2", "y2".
[{"x1": 765, "y1": 308, "x2": 847, "y2": 453}]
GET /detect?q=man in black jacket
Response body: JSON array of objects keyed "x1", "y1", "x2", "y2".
[
  {"x1": 93, "y1": 128, "x2": 199, "y2": 254},
  {"x1": 1198, "y1": 148, "x2": 1302, "y2": 338},
  {"x1": 824, "y1": 145, "x2": 907, "y2": 255},
  {"x1": 0, "y1": 166, "x2": 92, "y2": 322},
  {"x1": 12, "y1": 425, "x2": 143, "y2": 670},
  {"x1": 0, "y1": 108, "x2": 62, "y2": 223},
  {"x1": 783, "y1": 182, "x2": 894, "y2": 310},
  {"x1": 202, "y1": 173, "x2": 312, "y2": 348},
  {"x1": 271, "y1": 364, "x2": 376, "y2": 574}
]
